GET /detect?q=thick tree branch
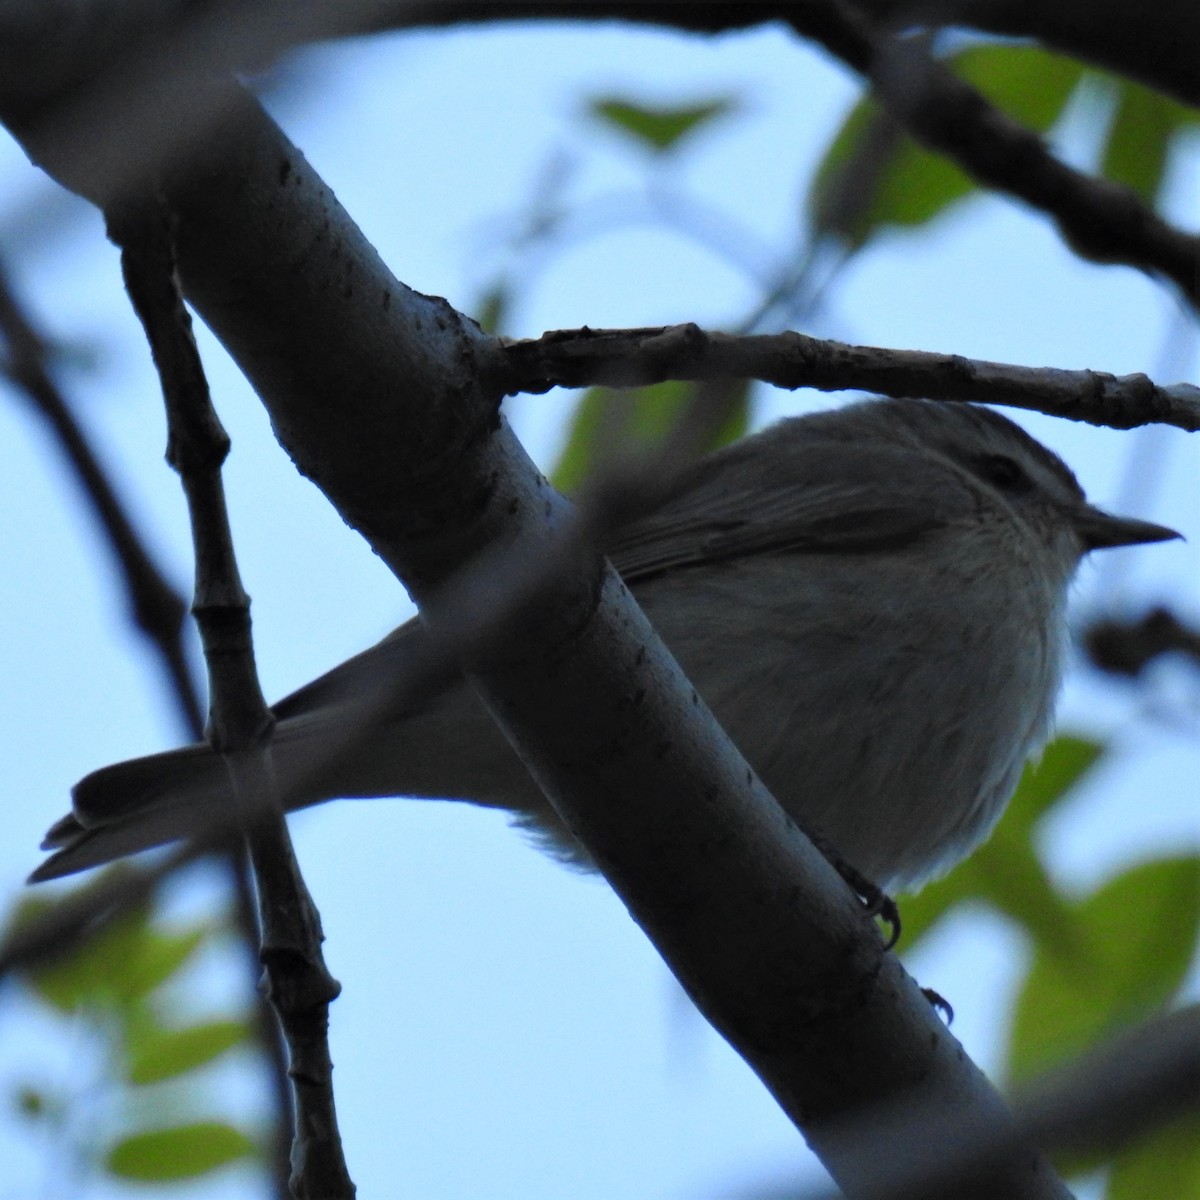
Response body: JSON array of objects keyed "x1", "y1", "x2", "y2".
[{"x1": 502, "y1": 323, "x2": 1200, "y2": 431}]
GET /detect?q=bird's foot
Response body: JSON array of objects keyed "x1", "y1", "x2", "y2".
[{"x1": 803, "y1": 826, "x2": 901, "y2": 949}]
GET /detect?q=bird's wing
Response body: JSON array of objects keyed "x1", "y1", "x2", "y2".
[
  {"x1": 608, "y1": 428, "x2": 973, "y2": 582},
  {"x1": 270, "y1": 619, "x2": 430, "y2": 722},
  {"x1": 278, "y1": 431, "x2": 980, "y2": 722}
]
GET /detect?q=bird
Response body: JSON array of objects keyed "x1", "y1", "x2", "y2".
[{"x1": 32, "y1": 397, "x2": 1179, "y2": 891}]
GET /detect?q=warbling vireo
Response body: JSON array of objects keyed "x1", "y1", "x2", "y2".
[{"x1": 33, "y1": 398, "x2": 1179, "y2": 890}]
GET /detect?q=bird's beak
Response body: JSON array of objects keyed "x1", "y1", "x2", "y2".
[{"x1": 1075, "y1": 505, "x2": 1183, "y2": 551}]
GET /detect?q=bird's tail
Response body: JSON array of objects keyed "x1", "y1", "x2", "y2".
[{"x1": 32, "y1": 744, "x2": 242, "y2": 882}]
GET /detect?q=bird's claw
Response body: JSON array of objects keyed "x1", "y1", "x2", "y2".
[
  {"x1": 863, "y1": 889, "x2": 901, "y2": 950},
  {"x1": 802, "y1": 824, "x2": 902, "y2": 948},
  {"x1": 921, "y1": 986, "x2": 954, "y2": 1024}
]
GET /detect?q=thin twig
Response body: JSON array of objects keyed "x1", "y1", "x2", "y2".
[
  {"x1": 228, "y1": 845, "x2": 296, "y2": 1191},
  {"x1": 106, "y1": 194, "x2": 353, "y2": 1200},
  {"x1": 501, "y1": 323, "x2": 1200, "y2": 431}
]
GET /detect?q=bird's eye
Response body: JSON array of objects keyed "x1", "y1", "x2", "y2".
[{"x1": 976, "y1": 453, "x2": 1032, "y2": 492}]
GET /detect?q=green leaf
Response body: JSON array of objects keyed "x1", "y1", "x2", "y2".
[
  {"x1": 14, "y1": 885, "x2": 211, "y2": 1014},
  {"x1": 474, "y1": 283, "x2": 509, "y2": 335},
  {"x1": 21, "y1": 899, "x2": 146, "y2": 1012},
  {"x1": 551, "y1": 380, "x2": 749, "y2": 495},
  {"x1": 897, "y1": 735, "x2": 1104, "y2": 950},
  {"x1": 809, "y1": 45, "x2": 1085, "y2": 248},
  {"x1": 551, "y1": 386, "x2": 613, "y2": 495},
  {"x1": 588, "y1": 97, "x2": 736, "y2": 153},
  {"x1": 963, "y1": 735, "x2": 1105, "y2": 953},
  {"x1": 1006, "y1": 735, "x2": 1106, "y2": 832},
  {"x1": 119, "y1": 927, "x2": 207, "y2": 1001},
  {"x1": 809, "y1": 99, "x2": 971, "y2": 248},
  {"x1": 954, "y1": 45, "x2": 1085, "y2": 135},
  {"x1": 1008, "y1": 855, "x2": 1200, "y2": 1081},
  {"x1": 13, "y1": 1084, "x2": 48, "y2": 1119},
  {"x1": 966, "y1": 832, "x2": 1079, "y2": 958},
  {"x1": 1106, "y1": 1115, "x2": 1200, "y2": 1200},
  {"x1": 127, "y1": 1019, "x2": 251, "y2": 1085},
  {"x1": 106, "y1": 1121, "x2": 257, "y2": 1181},
  {"x1": 1101, "y1": 80, "x2": 1199, "y2": 205},
  {"x1": 893, "y1": 858, "x2": 977, "y2": 948}
]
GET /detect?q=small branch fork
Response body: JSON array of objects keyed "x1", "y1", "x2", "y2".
[
  {"x1": 105, "y1": 195, "x2": 355, "y2": 1200},
  {"x1": 499, "y1": 323, "x2": 1200, "y2": 432}
]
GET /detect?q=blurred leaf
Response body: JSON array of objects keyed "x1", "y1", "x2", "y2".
[
  {"x1": 588, "y1": 96, "x2": 736, "y2": 153},
  {"x1": 965, "y1": 735, "x2": 1104, "y2": 953},
  {"x1": 13, "y1": 1084, "x2": 47, "y2": 1119},
  {"x1": 18, "y1": 891, "x2": 207, "y2": 1012},
  {"x1": 967, "y1": 832, "x2": 1078, "y2": 957},
  {"x1": 127, "y1": 1019, "x2": 251, "y2": 1085},
  {"x1": 894, "y1": 859, "x2": 977, "y2": 948},
  {"x1": 898, "y1": 735, "x2": 1104, "y2": 949},
  {"x1": 18, "y1": 896, "x2": 149, "y2": 1012},
  {"x1": 1009, "y1": 855, "x2": 1200, "y2": 1081},
  {"x1": 954, "y1": 44, "x2": 1085, "y2": 133},
  {"x1": 119, "y1": 927, "x2": 207, "y2": 1001},
  {"x1": 106, "y1": 1121, "x2": 257, "y2": 1181},
  {"x1": 1006, "y1": 735, "x2": 1106, "y2": 831},
  {"x1": 551, "y1": 380, "x2": 749, "y2": 495},
  {"x1": 1106, "y1": 1114, "x2": 1200, "y2": 1200},
  {"x1": 810, "y1": 45, "x2": 1085, "y2": 249},
  {"x1": 474, "y1": 282, "x2": 509, "y2": 334},
  {"x1": 810, "y1": 99, "x2": 972, "y2": 248},
  {"x1": 552, "y1": 385, "x2": 617, "y2": 495},
  {"x1": 1101, "y1": 80, "x2": 1199, "y2": 205}
]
